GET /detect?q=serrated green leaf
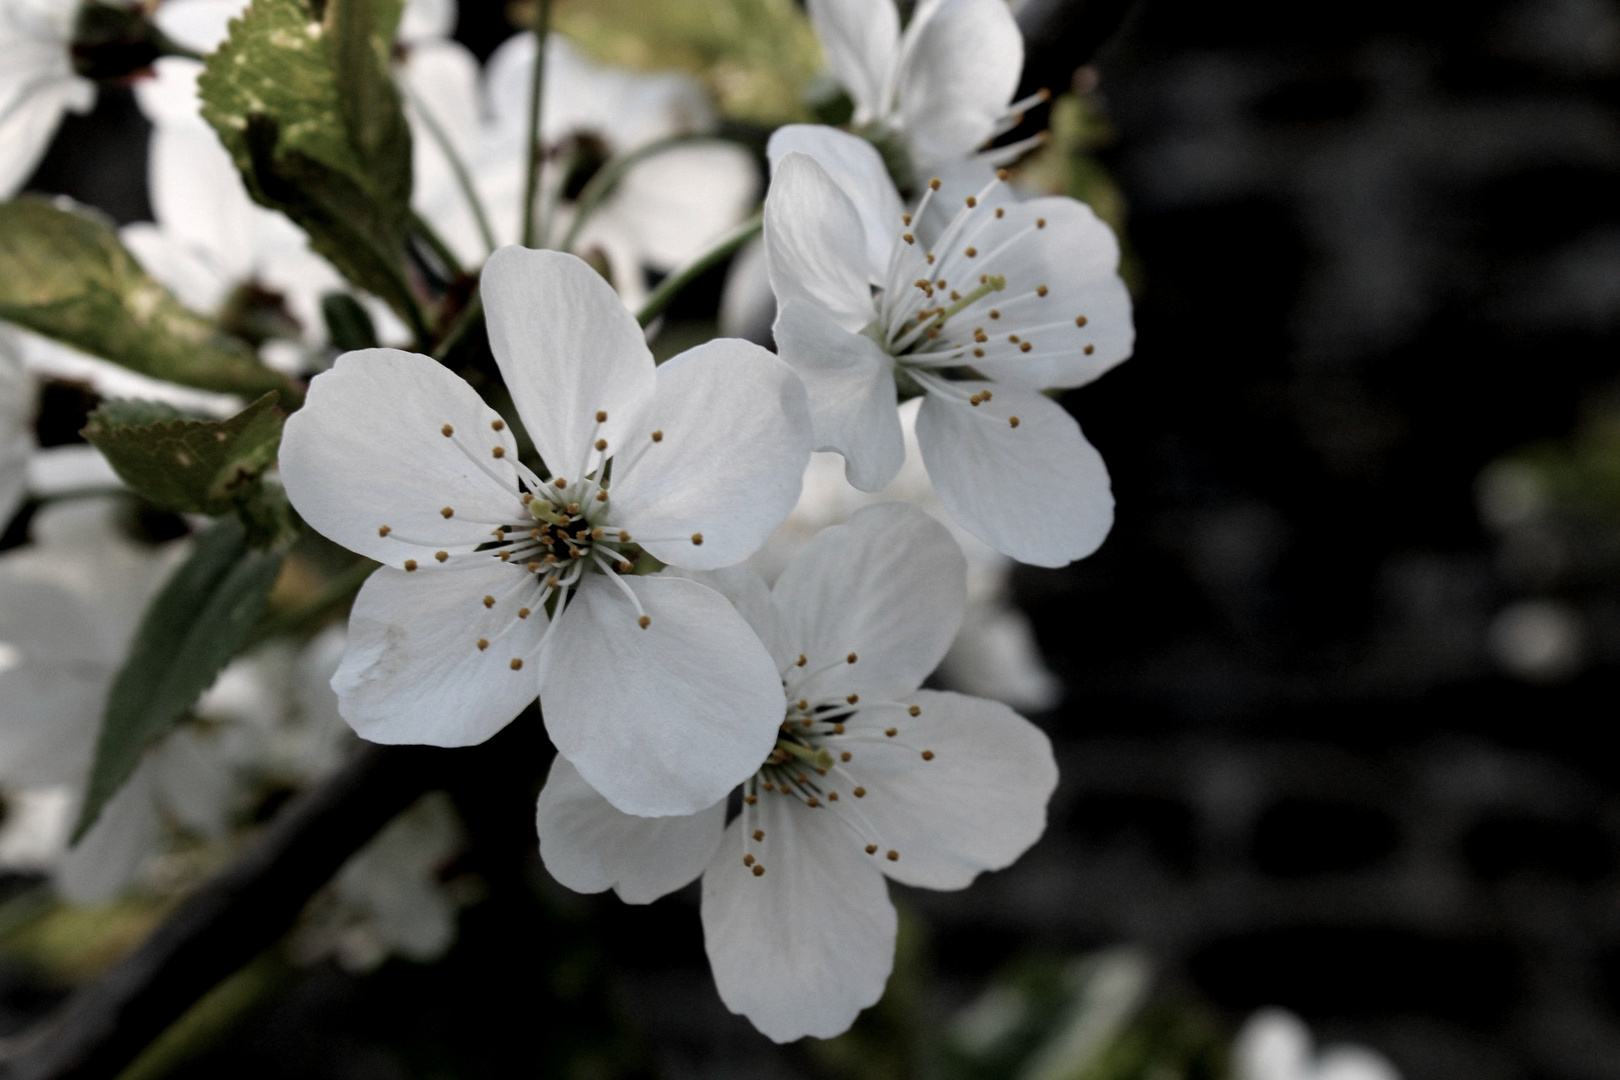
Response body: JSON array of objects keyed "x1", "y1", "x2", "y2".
[
  {"x1": 73, "y1": 516, "x2": 289, "y2": 842},
  {"x1": 198, "y1": 0, "x2": 419, "y2": 335},
  {"x1": 83, "y1": 392, "x2": 285, "y2": 515},
  {"x1": 0, "y1": 199, "x2": 298, "y2": 403}
]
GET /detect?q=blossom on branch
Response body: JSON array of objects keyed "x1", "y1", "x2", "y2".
[
  {"x1": 279, "y1": 247, "x2": 814, "y2": 818},
  {"x1": 763, "y1": 125, "x2": 1133, "y2": 567},
  {"x1": 0, "y1": 0, "x2": 94, "y2": 197},
  {"x1": 535, "y1": 502, "x2": 1057, "y2": 1041}
]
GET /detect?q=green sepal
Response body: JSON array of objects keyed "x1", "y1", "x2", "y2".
[
  {"x1": 72, "y1": 516, "x2": 290, "y2": 842},
  {"x1": 0, "y1": 198, "x2": 298, "y2": 404},
  {"x1": 197, "y1": 0, "x2": 420, "y2": 336},
  {"x1": 83, "y1": 393, "x2": 286, "y2": 517}
]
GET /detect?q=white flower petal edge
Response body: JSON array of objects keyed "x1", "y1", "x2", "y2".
[
  {"x1": 0, "y1": 0, "x2": 96, "y2": 197},
  {"x1": 893, "y1": 0, "x2": 1023, "y2": 166},
  {"x1": 701, "y1": 792, "x2": 898, "y2": 1043},
  {"x1": 536, "y1": 574, "x2": 783, "y2": 818},
  {"x1": 763, "y1": 153, "x2": 874, "y2": 332},
  {"x1": 333, "y1": 562, "x2": 549, "y2": 747},
  {"x1": 535, "y1": 755, "x2": 726, "y2": 904},
  {"x1": 805, "y1": 0, "x2": 898, "y2": 126},
  {"x1": 767, "y1": 124, "x2": 902, "y2": 282},
  {"x1": 917, "y1": 383, "x2": 1114, "y2": 567},
  {"x1": 0, "y1": 331, "x2": 37, "y2": 526}
]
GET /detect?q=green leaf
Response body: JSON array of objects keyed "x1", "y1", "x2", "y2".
[
  {"x1": 0, "y1": 198, "x2": 298, "y2": 403},
  {"x1": 73, "y1": 516, "x2": 289, "y2": 841},
  {"x1": 198, "y1": 0, "x2": 420, "y2": 336},
  {"x1": 82, "y1": 392, "x2": 285, "y2": 516}
]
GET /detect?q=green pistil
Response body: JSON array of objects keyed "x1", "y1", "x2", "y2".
[{"x1": 776, "y1": 737, "x2": 834, "y2": 772}]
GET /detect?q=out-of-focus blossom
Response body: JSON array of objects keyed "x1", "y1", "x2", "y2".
[
  {"x1": 1235, "y1": 1009, "x2": 1401, "y2": 1080},
  {"x1": 536, "y1": 504, "x2": 1057, "y2": 1042},
  {"x1": 764, "y1": 125, "x2": 1132, "y2": 567},
  {"x1": 0, "y1": 0, "x2": 94, "y2": 197},
  {"x1": 402, "y1": 29, "x2": 757, "y2": 306},
  {"x1": 0, "y1": 329, "x2": 38, "y2": 528},
  {"x1": 756, "y1": 398, "x2": 1061, "y2": 711},
  {"x1": 281, "y1": 248, "x2": 812, "y2": 818}
]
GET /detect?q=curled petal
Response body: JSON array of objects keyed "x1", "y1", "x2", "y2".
[
  {"x1": 805, "y1": 0, "x2": 898, "y2": 123},
  {"x1": 894, "y1": 0, "x2": 1022, "y2": 166},
  {"x1": 764, "y1": 153, "x2": 875, "y2": 332},
  {"x1": 767, "y1": 125, "x2": 903, "y2": 282}
]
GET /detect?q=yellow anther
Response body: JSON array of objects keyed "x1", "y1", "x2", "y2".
[
  {"x1": 796, "y1": 699, "x2": 808, "y2": 711},
  {"x1": 744, "y1": 794, "x2": 758, "y2": 805},
  {"x1": 591, "y1": 528, "x2": 604, "y2": 541},
  {"x1": 829, "y1": 791, "x2": 840, "y2": 801},
  {"x1": 378, "y1": 525, "x2": 391, "y2": 537},
  {"x1": 966, "y1": 195, "x2": 977, "y2": 207},
  {"x1": 996, "y1": 167, "x2": 1010, "y2": 180},
  {"x1": 491, "y1": 419, "x2": 505, "y2": 431},
  {"x1": 752, "y1": 829, "x2": 764, "y2": 841},
  {"x1": 902, "y1": 213, "x2": 912, "y2": 225},
  {"x1": 840, "y1": 750, "x2": 852, "y2": 762},
  {"x1": 566, "y1": 502, "x2": 580, "y2": 514},
  {"x1": 832, "y1": 723, "x2": 845, "y2": 734},
  {"x1": 989, "y1": 309, "x2": 1001, "y2": 319},
  {"x1": 1009, "y1": 334, "x2": 1020, "y2": 343},
  {"x1": 441, "y1": 424, "x2": 454, "y2": 437},
  {"x1": 995, "y1": 207, "x2": 1005, "y2": 218},
  {"x1": 596, "y1": 490, "x2": 609, "y2": 502},
  {"x1": 886, "y1": 850, "x2": 899, "y2": 861},
  {"x1": 435, "y1": 550, "x2": 448, "y2": 562},
  {"x1": 846, "y1": 652, "x2": 858, "y2": 664},
  {"x1": 483, "y1": 595, "x2": 495, "y2": 608},
  {"x1": 528, "y1": 561, "x2": 542, "y2": 572},
  {"x1": 509, "y1": 658, "x2": 523, "y2": 670},
  {"x1": 846, "y1": 693, "x2": 859, "y2": 704},
  {"x1": 965, "y1": 246, "x2": 977, "y2": 257},
  {"x1": 885, "y1": 727, "x2": 898, "y2": 737},
  {"x1": 1021, "y1": 341, "x2": 1033, "y2": 353},
  {"x1": 928, "y1": 178, "x2": 941, "y2": 190},
  {"x1": 806, "y1": 797, "x2": 821, "y2": 808},
  {"x1": 477, "y1": 639, "x2": 488, "y2": 650},
  {"x1": 921, "y1": 750, "x2": 935, "y2": 761},
  {"x1": 796, "y1": 654, "x2": 807, "y2": 667},
  {"x1": 617, "y1": 560, "x2": 632, "y2": 573},
  {"x1": 638, "y1": 615, "x2": 651, "y2": 629},
  {"x1": 1009, "y1": 416, "x2": 1021, "y2": 428},
  {"x1": 981, "y1": 391, "x2": 992, "y2": 402},
  {"x1": 743, "y1": 854, "x2": 755, "y2": 866},
  {"x1": 595, "y1": 410, "x2": 608, "y2": 422},
  {"x1": 1036, "y1": 217, "x2": 1047, "y2": 228},
  {"x1": 926, "y1": 253, "x2": 936, "y2": 264},
  {"x1": 518, "y1": 607, "x2": 531, "y2": 619},
  {"x1": 650, "y1": 430, "x2": 663, "y2": 442},
  {"x1": 973, "y1": 348, "x2": 985, "y2": 358},
  {"x1": 691, "y1": 533, "x2": 704, "y2": 546},
  {"x1": 975, "y1": 329, "x2": 988, "y2": 342},
  {"x1": 492, "y1": 446, "x2": 505, "y2": 458},
  {"x1": 853, "y1": 787, "x2": 866, "y2": 798},
  {"x1": 865, "y1": 844, "x2": 878, "y2": 855},
  {"x1": 441, "y1": 507, "x2": 454, "y2": 519},
  {"x1": 1076, "y1": 315, "x2": 1088, "y2": 327},
  {"x1": 553, "y1": 476, "x2": 567, "y2": 488},
  {"x1": 404, "y1": 560, "x2": 418, "y2": 572},
  {"x1": 594, "y1": 438, "x2": 607, "y2": 451},
  {"x1": 1084, "y1": 344, "x2": 1096, "y2": 355},
  {"x1": 618, "y1": 530, "x2": 630, "y2": 542},
  {"x1": 1036, "y1": 285, "x2": 1049, "y2": 297},
  {"x1": 902, "y1": 233, "x2": 915, "y2": 244},
  {"x1": 751, "y1": 864, "x2": 765, "y2": 877}
]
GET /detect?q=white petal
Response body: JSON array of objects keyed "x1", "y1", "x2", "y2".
[
  {"x1": 916, "y1": 384, "x2": 1113, "y2": 567},
  {"x1": 773, "y1": 502, "x2": 965, "y2": 704},
  {"x1": 0, "y1": 336, "x2": 35, "y2": 525},
  {"x1": 120, "y1": 221, "x2": 229, "y2": 316},
  {"x1": 894, "y1": 0, "x2": 1021, "y2": 166},
  {"x1": 1234, "y1": 1010, "x2": 1315, "y2": 1080},
  {"x1": 150, "y1": 727, "x2": 235, "y2": 837},
  {"x1": 398, "y1": 0, "x2": 456, "y2": 43},
  {"x1": 535, "y1": 755, "x2": 726, "y2": 904},
  {"x1": 806, "y1": 0, "x2": 898, "y2": 122},
  {"x1": 25, "y1": 445, "x2": 119, "y2": 499},
  {"x1": 1317, "y1": 1048, "x2": 1402, "y2": 1080},
  {"x1": 0, "y1": 71, "x2": 93, "y2": 198},
  {"x1": 763, "y1": 152, "x2": 876, "y2": 332},
  {"x1": 839, "y1": 688, "x2": 1054, "y2": 889},
  {"x1": 772, "y1": 298, "x2": 903, "y2": 492},
  {"x1": 56, "y1": 762, "x2": 161, "y2": 904},
  {"x1": 481, "y1": 247, "x2": 655, "y2": 479},
  {"x1": 767, "y1": 125, "x2": 903, "y2": 281},
  {"x1": 938, "y1": 197, "x2": 1133, "y2": 391},
  {"x1": 609, "y1": 338, "x2": 812, "y2": 570},
  {"x1": 606, "y1": 141, "x2": 759, "y2": 271},
  {"x1": 536, "y1": 574, "x2": 781, "y2": 818},
  {"x1": 667, "y1": 564, "x2": 781, "y2": 660},
  {"x1": 280, "y1": 349, "x2": 523, "y2": 568},
  {"x1": 333, "y1": 562, "x2": 547, "y2": 747},
  {"x1": 700, "y1": 794, "x2": 896, "y2": 1042},
  {"x1": 718, "y1": 235, "x2": 775, "y2": 345},
  {"x1": 152, "y1": 0, "x2": 246, "y2": 53},
  {"x1": 0, "y1": 574, "x2": 108, "y2": 787},
  {"x1": 402, "y1": 40, "x2": 487, "y2": 267}
]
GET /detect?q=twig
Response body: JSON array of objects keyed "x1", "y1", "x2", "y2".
[
  {"x1": 519, "y1": 0, "x2": 554, "y2": 248},
  {"x1": 635, "y1": 213, "x2": 762, "y2": 329}
]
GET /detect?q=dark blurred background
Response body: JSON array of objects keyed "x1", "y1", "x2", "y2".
[{"x1": 10, "y1": 1, "x2": 1620, "y2": 1078}]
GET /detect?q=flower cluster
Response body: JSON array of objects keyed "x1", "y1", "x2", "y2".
[{"x1": 0, "y1": 0, "x2": 1133, "y2": 1046}]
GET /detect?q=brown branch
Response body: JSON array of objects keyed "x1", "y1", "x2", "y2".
[{"x1": 0, "y1": 741, "x2": 446, "y2": 1080}]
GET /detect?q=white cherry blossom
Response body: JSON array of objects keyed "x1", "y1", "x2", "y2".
[
  {"x1": 763, "y1": 124, "x2": 1132, "y2": 567},
  {"x1": 279, "y1": 247, "x2": 813, "y2": 818},
  {"x1": 0, "y1": 0, "x2": 94, "y2": 197},
  {"x1": 1235, "y1": 1010, "x2": 1402, "y2": 1080},
  {"x1": 806, "y1": 0, "x2": 1043, "y2": 174},
  {"x1": 534, "y1": 502, "x2": 1058, "y2": 1042},
  {"x1": 402, "y1": 31, "x2": 757, "y2": 307}
]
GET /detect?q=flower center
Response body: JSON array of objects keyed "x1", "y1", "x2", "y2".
[{"x1": 732, "y1": 650, "x2": 936, "y2": 879}]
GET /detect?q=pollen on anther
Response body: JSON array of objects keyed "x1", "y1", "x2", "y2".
[
  {"x1": 1009, "y1": 334, "x2": 1020, "y2": 343},
  {"x1": 594, "y1": 438, "x2": 607, "y2": 451},
  {"x1": 902, "y1": 213, "x2": 912, "y2": 225},
  {"x1": 441, "y1": 424, "x2": 453, "y2": 437},
  {"x1": 965, "y1": 195, "x2": 977, "y2": 207},
  {"x1": 751, "y1": 864, "x2": 765, "y2": 877},
  {"x1": 1009, "y1": 416, "x2": 1021, "y2": 428},
  {"x1": 617, "y1": 560, "x2": 632, "y2": 573},
  {"x1": 806, "y1": 797, "x2": 820, "y2": 808},
  {"x1": 865, "y1": 844, "x2": 878, "y2": 855},
  {"x1": 553, "y1": 476, "x2": 567, "y2": 488},
  {"x1": 482, "y1": 595, "x2": 495, "y2": 608},
  {"x1": 752, "y1": 829, "x2": 764, "y2": 841},
  {"x1": 995, "y1": 207, "x2": 1005, "y2": 218},
  {"x1": 1020, "y1": 341, "x2": 1033, "y2": 353},
  {"x1": 902, "y1": 232, "x2": 915, "y2": 244},
  {"x1": 1084, "y1": 344, "x2": 1096, "y2": 355},
  {"x1": 1036, "y1": 285, "x2": 1049, "y2": 297},
  {"x1": 744, "y1": 794, "x2": 757, "y2": 805},
  {"x1": 989, "y1": 309, "x2": 1001, "y2": 319},
  {"x1": 926, "y1": 253, "x2": 936, "y2": 264},
  {"x1": 886, "y1": 850, "x2": 899, "y2": 862},
  {"x1": 491, "y1": 419, "x2": 505, "y2": 431},
  {"x1": 691, "y1": 533, "x2": 704, "y2": 546},
  {"x1": 974, "y1": 348, "x2": 985, "y2": 358},
  {"x1": 618, "y1": 530, "x2": 630, "y2": 542},
  {"x1": 595, "y1": 410, "x2": 608, "y2": 423},
  {"x1": 528, "y1": 561, "x2": 541, "y2": 573},
  {"x1": 743, "y1": 854, "x2": 754, "y2": 867},
  {"x1": 854, "y1": 786, "x2": 866, "y2": 798},
  {"x1": 829, "y1": 791, "x2": 840, "y2": 801},
  {"x1": 847, "y1": 652, "x2": 858, "y2": 664},
  {"x1": 596, "y1": 490, "x2": 609, "y2": 502},
  {"x1": 921, "y1": 750, "x2": 935, "y2": 761},
  {"x1": 964, "y1": 246, "x2": 978, "y2": 257},
  {"x1": 441, "y1": 507, "x2": 454, "y2": 519},
  {"x1": 796, "y1": 654, "x2": 807, "y2": 667},
  {"x1": 435, "y1": 550, "x2": 449, "y2": 562},
  {"x1": 378, "y1": 525, "x2": 392, "y2": 537},
  {"x1": 908, "y1": 705, "x2": 921, "y2": 716},
  {"x1": 477, "y1": 639, "x2": 488, "y2": 651},
  {"x1": 638, "y1": 615, "x2": 651, "y2": 629},
  {"x1": 885, "y1": 727, "x2": 898, "y2": 737},
  {"x1": 928, "y1": 178, "x2": 941, "y2": 190},
  {"x1": 796, "y1": 699, "x2": 808, "y2": 711},
  {"x1": 762, "y1": 782, "x2": 776, "y2": 792},
  {"x1": 840, "y1": 751, "x2": 852, "y2": 762},
  {"x1": 518, "y1": 607, "x2": 531, "y2": 619},
  {"x1": 404, "y1": 560, "x2": 418, "y2": 572},
  {"x1": 492, "y1": 446, "x2": 506, "y2": 459},
  {"x1": 846, "y1": 693, "x2": 859, "y2": 704},
  {"x1": 1036, "y1": 217, "x2": 1047, "y2": 228},
  {"x1": 509, "y1": 658, "x2": 523, "y2": 670},
  {"x1": 833, "y1": 723, "x2": 845, "y2": 734}
]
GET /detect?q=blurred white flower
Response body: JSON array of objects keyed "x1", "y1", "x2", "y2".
[
  {"x1": 1235, "y1": 1009, "x2": 1401, "y2": 1080},
  {"x1": 0, "y1": 0, "x2": 94, "y2": 197},
  {"x1": 288, "y1": 791, "x2": 467, "y2": 973},
  {"x1": 1487, "y1": 598, "x2": 1585, "y2": 682},
  {"x1": 402, "y1": 30, "x2": 758, "y2": 307},
  {"x1": 536, "y1": 503, "x2": 1058, "y2": 1042},
  {"x1": 0, "y1": 498, "x2": 244, "y2": 904},
  {"x1": 806, "y1": 0, "x2": 1038, "y2": 173},
  {"x1": 764, "y1": 125, "x2": 1133, "y2": 567},
  {"x1": 0, "y1": 328, "x2": 39, "y2": 528},
  {"x1": 280, "y1": 249, "x2": 813, "y2": 818},
  {"x1": 756, "y1": 398, "x2": 1061, "y2": 711}
]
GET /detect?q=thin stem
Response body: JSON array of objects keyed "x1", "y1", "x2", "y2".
[
  {"x1": 432, "y1": 295, "x2": 484, "y2": 362},
  {"x1": 403, "y1": 83, "x2": 499, "y2": 256},
  {"x1": 635, "y1": 213, "x2": 762, "y2": 330},
  {"x1": 556, "y1": 133, "x2": 710, "y2": 255},
  {"x1": 410, "y1": 212, "x2": 465, "y2": 281},
  {"x1": 519, "y1": 0, "x2": 554, "y2": 249}
]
